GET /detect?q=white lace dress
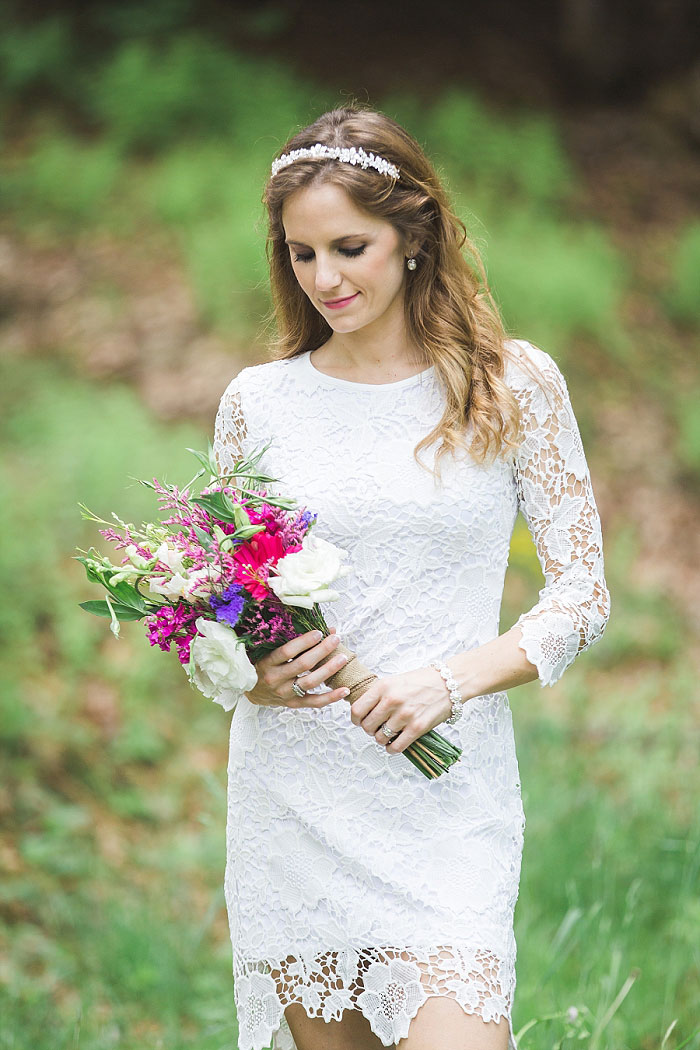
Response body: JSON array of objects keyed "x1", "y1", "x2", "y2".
[{"x1": 212, "y1": 339, "x2": 610, "y2": 1050}]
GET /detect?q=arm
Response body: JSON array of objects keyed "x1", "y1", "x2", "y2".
[
  {"x1": 212, "y1": 374, "x2": 247, "y2": 479},
  {"x1": 448, "y1": 343, "x2": 611, "y2": 699},
  {"x1": 349, "y1": 344, "x2": 611, "y2": 752}
]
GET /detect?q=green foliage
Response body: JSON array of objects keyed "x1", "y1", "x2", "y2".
[
  {"x1": 1, "y1": 28, "x2": 698, "y2": 1049},
  {"x1": 0, "y1": 356, "x2": 201, "y2": 666},
  {"x1": 3, "y1": 132, "x2": 123, "y2": 230},
  {"x1": 0, "y1": 358, "x2": 697, "y2": 1049},
  {"x1": 139, "y1": 144, "x2": 272, "y2": 330},
  {"x1": 0, "y1": 15, "x2": 74, "y2": 99},
  {"x1": 93, "y1": 0, "x2": 197, "y2": 39},
  {"x1": 420, "y1": 90, "x2": 575, "y2": 205},
  {"x1": 675, "y1": 385, "x2": 700, "y2": 477},
  {"x1": 664, "y1": 222, "x2": 700, "y2": 326},
  {"x1": 512, "y1": 672, "x2": 700, "y2": 1048},
  {"x1": 484, "y1": 207, "x2": 629, "y2": 356},
  {"x1": 86, "y1": 35, "x2": 314, "y2": 154}
]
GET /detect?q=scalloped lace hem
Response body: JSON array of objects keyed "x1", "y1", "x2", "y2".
[
  {"x1": 232, "y1": 944, "x2": 518, "y2": 1050},
  {"x1": 265, "y1": 994, "x2": 519, "y2": 1050}
]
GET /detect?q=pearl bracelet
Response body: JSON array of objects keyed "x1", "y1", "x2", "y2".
[{"x1": 428, "y1": 660, "x2": 464, "y2": 725}]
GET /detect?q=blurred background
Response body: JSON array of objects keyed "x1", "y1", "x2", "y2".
[{"x1": 1, "y1": 1, "x2": 699, "y2": 1047}]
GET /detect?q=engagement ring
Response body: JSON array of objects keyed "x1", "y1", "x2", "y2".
[{"x1": 292, "y1": 671, "x2": 310, "y2": 698}]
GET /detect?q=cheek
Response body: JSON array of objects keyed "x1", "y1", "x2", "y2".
[
  {"x1": 366, "y1": 252, "x2": 405, "y2": 295},
  {"x1": 290, "y1": 262, "x2": 312, "y2": 290}
]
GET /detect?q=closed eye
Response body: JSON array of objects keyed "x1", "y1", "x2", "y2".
[{"x1": 292, "y1": 245, "x2": 367, "y2": 263}]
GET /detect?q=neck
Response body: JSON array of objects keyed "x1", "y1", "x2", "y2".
[{"x1": 322, "y1": 299, "x2": 425, "y2": 376}]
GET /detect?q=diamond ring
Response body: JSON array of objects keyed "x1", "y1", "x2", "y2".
[
  {"x1": 380, "y1": 721, "x2": 398, "y2": 739},
  {"x1": 292, "y1": 671, "x2": 310, "y2": 698}
]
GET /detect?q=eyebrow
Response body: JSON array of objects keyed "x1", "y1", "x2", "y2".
[{"x1": 284, "y1": 234, "x2": 370, "y2": 247}]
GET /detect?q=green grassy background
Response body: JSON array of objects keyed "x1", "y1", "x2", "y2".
[{"x1": 1, "y1": 14, "x2": 699, "y2": 1050}]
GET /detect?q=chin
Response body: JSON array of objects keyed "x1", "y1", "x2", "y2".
[{"x1": 326, "y1": 318, "x2": 366, "y2": 333}]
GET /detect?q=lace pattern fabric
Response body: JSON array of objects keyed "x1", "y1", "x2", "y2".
[
  {"x1": 508, "y1": 348, "x2": 610, "y2": 685},
  {"x1": 212, "y1": 339, "x2": 610, "y2": 1050}
]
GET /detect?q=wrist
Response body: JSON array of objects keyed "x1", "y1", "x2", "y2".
[{"x1": 428, "y1": 660, "x2": 464, "y2": 725}]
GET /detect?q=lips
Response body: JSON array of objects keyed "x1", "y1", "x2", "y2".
[{"x1": 322, "y1": 292, "x2": 359, "y2": 309}]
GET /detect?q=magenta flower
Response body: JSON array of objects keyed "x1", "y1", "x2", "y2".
[{"x1": 233, "y1": 531, "x2": 300, "y2": 600}]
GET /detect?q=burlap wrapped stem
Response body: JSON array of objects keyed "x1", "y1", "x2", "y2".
[
  {"x1": 323, "y1": 640, "x2": 378, "y2": 703},
  {"x1": 315, "y1": 640, "x2": 463, "y2": 780}
]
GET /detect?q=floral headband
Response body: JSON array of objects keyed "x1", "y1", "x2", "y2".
[{"x1": 270, "y1": 143, "x2": 400, "y2": 180}]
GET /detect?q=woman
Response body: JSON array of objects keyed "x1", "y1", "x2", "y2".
[{"x1": 212, "y1": 106, "x2": 610, "y2": 1050}]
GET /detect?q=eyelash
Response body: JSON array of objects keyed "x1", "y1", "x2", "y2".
[{"x1": 292, "y1": 246, "x2": 367, "y2": 263}]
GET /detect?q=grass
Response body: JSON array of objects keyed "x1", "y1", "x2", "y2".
[
  {"x1": 0, "y1": 19, "x2": 698, "y2": 1048},
  {"x1": 0, "y1": 357, "x2": 697, "y2": 1049}
]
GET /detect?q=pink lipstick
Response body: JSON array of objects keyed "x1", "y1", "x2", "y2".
[{"x1": 322, "y1": 292, "x2": 359, "y2": 310}]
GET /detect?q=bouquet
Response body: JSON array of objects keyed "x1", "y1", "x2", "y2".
[{"x1": 76, "y1": 444, "x2": 462, "y2": 780}]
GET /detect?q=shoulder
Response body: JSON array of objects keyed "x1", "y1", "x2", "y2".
[
  {"x1": 503, "y1": 338, "x2": 565, "y2": 393},
  {"x1": 504, "y1": 339, "x2": 583, "y2": 449},
  {"x1": 503, "y1": 337, "x2": 573, "y2": 415},
  {"x1": 217, "y1": 356, "x2": 299, "y2": 407}
]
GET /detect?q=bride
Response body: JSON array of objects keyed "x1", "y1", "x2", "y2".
[{"x1": 212, "y1": 105, "x2": 610, "y2": 1050}]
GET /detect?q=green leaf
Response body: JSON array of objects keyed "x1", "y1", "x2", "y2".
[
  {"x1": 234, "y1": 524, "x2": 266, "y2": 540},
  {"x1": 192, "y1": 523, "x2": 214, "y2": 550},
  {"x1": 79, "y1": 600, "x2": 145, "y2": 621},
  {"x1": 75, "y1": 555, "x2": 106, "y2": 586},
  {"x1": 186, "y1": 446, "x2": 215, "y2": 474},
  {"x1": 104, "y1": 579, "x2": 148, "y2": 613},
  {"x1": 191, "y1": 491, "x2": 239, "y2": 523}
]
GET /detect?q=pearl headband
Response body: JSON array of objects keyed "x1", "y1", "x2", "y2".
[{"x1": 270, "y1": 143, "x2": 400, "y2": 180}]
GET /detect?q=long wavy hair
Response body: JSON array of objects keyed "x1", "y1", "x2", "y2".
[{"x1": 263, "y1": 105, "x2": 528, "y2": 480}]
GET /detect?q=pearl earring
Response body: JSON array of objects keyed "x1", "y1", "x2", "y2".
[{"x1": 407, "y1": 257, "x2": 417, "y2": 270}]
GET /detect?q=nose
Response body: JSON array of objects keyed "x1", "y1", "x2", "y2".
[{"x1": 314, "y1": 255, "x2": 342, "y2": 294}]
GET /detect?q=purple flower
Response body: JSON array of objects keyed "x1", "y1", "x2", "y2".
[{"x1": 209, "y1": 583, "x2": 245, "y2": 628}]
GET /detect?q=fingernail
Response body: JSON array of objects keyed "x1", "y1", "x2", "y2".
[
  {"x1": 340, "y1": 688, "x2": 350, "y2": 697},
  {"x1": 337, "y1": 654, "x2": 348, "y2": 664}
]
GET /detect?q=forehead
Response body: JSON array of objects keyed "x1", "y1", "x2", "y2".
[{"x1": 281, "y1": 181, "x2": 386, "y2": 241}]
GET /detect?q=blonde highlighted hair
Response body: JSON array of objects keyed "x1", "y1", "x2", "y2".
[{"x1": 263, "y1": 105, "x2": 528, "y2": 480}]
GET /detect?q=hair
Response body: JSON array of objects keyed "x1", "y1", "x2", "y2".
[{"x1": 263, "y1": 105, "x2": 531, "y2": 481}]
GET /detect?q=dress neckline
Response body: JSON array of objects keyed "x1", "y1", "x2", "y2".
[{"x1": 301, "y1": 349, "x2": 435, "y2": 390}]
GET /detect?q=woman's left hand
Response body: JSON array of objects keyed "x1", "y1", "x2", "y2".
[{"x1": 348, "y1": 666, "x2": 454, "y2": 753}]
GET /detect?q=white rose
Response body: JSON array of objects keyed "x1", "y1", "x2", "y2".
[
  {"x1": 268, "y1": 533, "x2": 351, "y2": 609},
  {"x1": 189, "y1": 617, "x2": 257, "y2": 711}
]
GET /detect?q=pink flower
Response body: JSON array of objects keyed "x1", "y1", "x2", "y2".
[
  {"x1": 145, "y1": 603, "x2": 203, "y2": 663},
  {"x1": 233, "y1": 531, "x2": 300, "y2": 600}
]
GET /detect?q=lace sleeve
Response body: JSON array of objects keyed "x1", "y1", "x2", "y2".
[
  {"x1": 212, "y1": 373, "x2": 248, "y2": 481},
  {"x1": 510, "y1": 344, "x2": 611, "y2": 686}
]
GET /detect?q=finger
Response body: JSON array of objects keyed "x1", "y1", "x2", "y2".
[
  {"x1": 349, "y1": 690, "x2": 380, "y2": 726},
  {"x1": 372, "y1": 719, "x2": 405, "y2": 745},
  {"x1": 269, "y1": 629, "x2": 326, "y2": 666},
  {"x1": 302, "y1": 688, "x2": 349, "y2": 709},
  {"x1": 288, "y1": 648, "x2": 348, "y2": 695},
  {"x1": 287, "y1": 636, "x2": 344, "y2": 683},
  {"x1": 361, "y1": 702, "x2": 399, "y2": 737},
  {"x1": 373, "y1": 720, "x2": 404, "y2": 746},
  {"x1": 281, "y1": 651, "x2": 347, "y2": 704},
  {"x1": 386, "y1": 724, "x2": 424, "y2": 755}
]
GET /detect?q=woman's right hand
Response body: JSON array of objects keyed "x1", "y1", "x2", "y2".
[{"x1": 245, "y1": 627, "x2": 351, "y2": 708}]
